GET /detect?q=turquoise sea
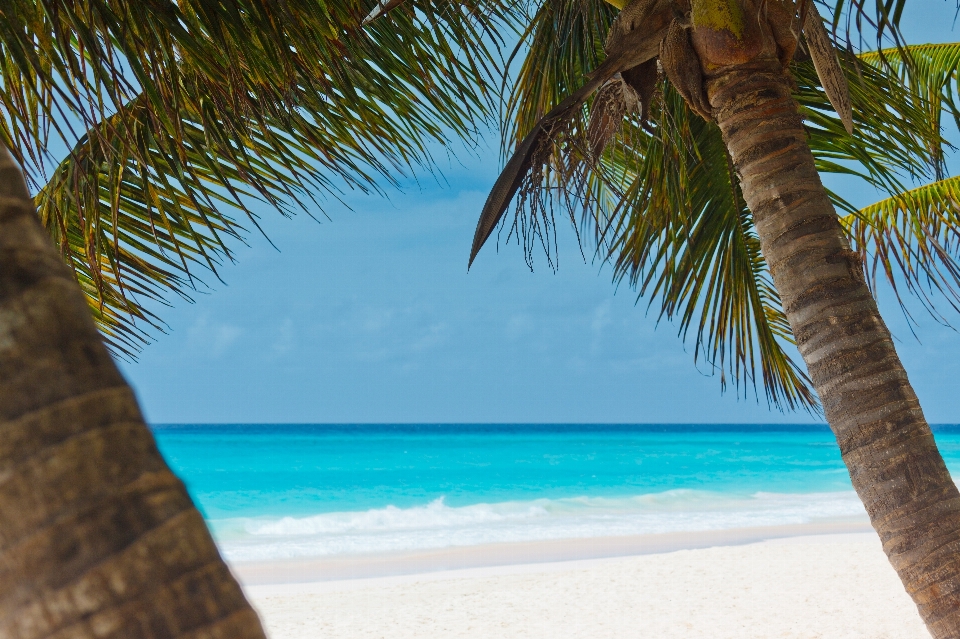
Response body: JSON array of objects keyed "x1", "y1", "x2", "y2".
[{"x1": 151, "y1": 424, "x2": 960, "y2": 562}]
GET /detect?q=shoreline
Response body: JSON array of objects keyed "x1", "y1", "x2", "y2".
[
  {"x1": 230, "y1": 517, "x2": 872, "y2": 586},
  {"x1": 241, "y1": 531, "x2": 879, "y2": 598},
  {"x1": 242, "y1": 525, "x2": 930, "y2": 639}
]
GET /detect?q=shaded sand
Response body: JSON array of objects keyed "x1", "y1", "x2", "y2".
[{"x1": 240, "y1": 526, "x2": 930, "y2": 639}]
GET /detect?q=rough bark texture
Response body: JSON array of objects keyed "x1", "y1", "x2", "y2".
[
  {"x1": 0, "y1": 146, "x2": 266, "y2": 638},
  {"x1": 709, "y1": 57, "x2": 960, "y2": 637}
]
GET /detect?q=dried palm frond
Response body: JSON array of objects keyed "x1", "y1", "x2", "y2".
[{"x1": 587, "y1": 74, "x2": 640, "y2": 161}]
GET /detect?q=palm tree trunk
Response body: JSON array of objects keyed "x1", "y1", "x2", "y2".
[
  {"x1": 710, "y1": 57, "x2": 960, "y2": 637},
  {"x1": 0, "y1": 145, "x2": 266, "y2": 638}
]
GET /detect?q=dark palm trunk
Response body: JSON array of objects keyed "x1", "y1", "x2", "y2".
[
  {"x1": 710, "y1": 56, "x2": 960, "y2": 637},
  {"x1": 0, "y1": 145, "x2": 266, "y2": 638}
]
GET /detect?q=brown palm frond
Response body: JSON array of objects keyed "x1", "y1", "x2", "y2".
[{"x1": 469, "y1": 0, "x2": 673, "y2": 266}]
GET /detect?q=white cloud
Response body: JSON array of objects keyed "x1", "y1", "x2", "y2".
[
  {"x1": 411, "y1": 322, "x2": 449, "y2": 352},
  {"x1": 506, "y1": 314, "x2": 534, "y2": 340},
  {"x1": 591, "y1": 301, "x2": 612, "y2": 331},
  {"x1": 272, "y1": 318, "x2": 295, "y2": 355},
  {"x1": 362, "y1": 308, "x2": 395, "y2": 333},
  {"x1": 590, "y1": 300, "x2": 612, "y2": 353},
  {"x1": 186, "y1": 314, "x2": 243, "y2": 357},
  {"x1": 212, "y1": 324, "x2": 242, "y2": 355}
]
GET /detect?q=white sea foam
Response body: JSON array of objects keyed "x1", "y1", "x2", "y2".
[{"x1": 210, "y1": 489, "x2": 869, "y2": 562}]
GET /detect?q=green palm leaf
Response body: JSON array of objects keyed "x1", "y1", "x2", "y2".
[
  {"x1": 0, "y1": 0, "x2": 517, "y2": 354},
  {"x1": 860, "y1": 42, "x2": 960, "y2": 174},
  {"x1": 835, "y1": 42, "x2": 960, "y2": 322},
  {"x1": 842, "y1": 176, "x2": 960, "y2": 321},
  {"x1": 496, "y1": 0, "x2": 816, "y2": 408},
  {"x1": 598, "y1": 88, "x2": 817, "y2": 410},
  {"x1": 793, "y1": 49, "x2": 948, "y2": 205},
  {"x1": 826, "y1": 0, "x2": 941, "y2": 53}
]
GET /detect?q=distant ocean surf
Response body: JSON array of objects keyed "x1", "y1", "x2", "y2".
[{"x1": 151, "y1": 424, "x2": 960, "y2": 562}]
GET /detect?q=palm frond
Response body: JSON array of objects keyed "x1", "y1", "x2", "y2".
[
  {"x1": 860, "y1": 42, "x2": 960, "y2": 174},
  {"x1": 795, "y1": 47, "x2": 948, "y2": 198},
  {"x1": 842, "y1": 176, "x2": 960, "y2": 322},
  {"x1": 503, "y1": 0, "x2": 616, "y2": 152},
  {"x1": 0, "y1": 0, "x2": 517, "y2": 354},
  {"x1": 491, "y1": 1, "x2": 956, "y2": 410},
  {"x1": 824, "y1": 0, "x2": 943, "y2": 53},
  {"x1": 492, "y1": 0, "x2": 632, "y2": 266},
  {"x1": 596, "y1": 88, "x2": 818, "y2": 410},
  {"x1": 495, "y1": 3, "x2": 819, "y2": 408},
  {"x1": 810, "y1": 43, "x2": 960, "y2": 324}
]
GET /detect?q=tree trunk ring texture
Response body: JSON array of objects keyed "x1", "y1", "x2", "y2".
[
  {"x1": 0, "y1": 145, "x2": 266, "y2": 638},
  {"x1": 710, "y1": 57, "x2": 960, "y2": 637}
]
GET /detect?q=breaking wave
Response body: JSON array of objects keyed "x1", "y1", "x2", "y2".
[{"x1": 210, "y1": 489, "x2": 868, "y2": 562}]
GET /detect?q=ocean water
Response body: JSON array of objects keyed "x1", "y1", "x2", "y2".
[{"x1": 151, "y1": 424, "x2": 960, "y2": 562}]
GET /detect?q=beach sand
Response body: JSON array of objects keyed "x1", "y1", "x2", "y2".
[{"x1": 238, "y1": 525, "x2": 930, "y2": 639}]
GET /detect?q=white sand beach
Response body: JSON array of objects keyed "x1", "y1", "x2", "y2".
[{"x1": 237, "y1": 523, "x2": 930, "y2": 639}]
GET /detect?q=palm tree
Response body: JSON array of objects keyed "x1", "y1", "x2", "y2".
[
  {"x1": 0, "y1": 141, "x2": 269, "y2": 636},
  {"x1": 0, "y1": 1, "x2": 513, "y2": 635},
  {"x1": 362, "y1": 0, "x2": 960, "y2": 636},
  {"x1": 2, "y1": 0, "x2": 960, "y2": 636}
]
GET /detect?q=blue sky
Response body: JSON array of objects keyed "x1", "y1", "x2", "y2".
[{"x1": 120, "y1": 2, "x2": 960, "y2": 424}]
